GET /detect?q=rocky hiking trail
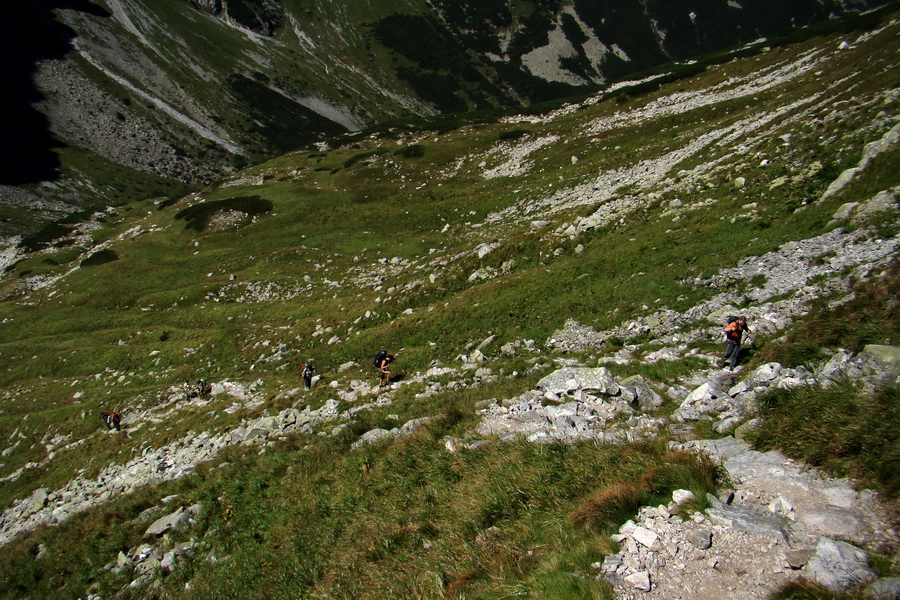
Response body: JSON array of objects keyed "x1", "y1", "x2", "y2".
[{"x1": 604, "y1": 437, "x2": 897, "y2": 600}]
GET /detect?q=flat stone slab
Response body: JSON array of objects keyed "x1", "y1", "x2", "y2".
[
  {"x1": 707, "y1": 504, "x2": 790, "y2": 544},
  {"x1": 798, "y1": 507, "x2": 867, "y2": 543},
  {"x1": 805, "y1": 537, "x2": 876, "y2": 592},
  {"x1": 145, "y1": 508, "x2": 191, "y2": 537}
]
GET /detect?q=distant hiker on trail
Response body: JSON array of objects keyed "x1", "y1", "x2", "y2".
[
  {"x1": 183, "y1": 381, "x2": 196, "y2": 399},
  {"x1": 374, "y1": 350, "x2": 394, "y2": 386},
  {"x1": 302, "y1": 359, "x2": 317, "y2": 390},
  {"x1": 723, "y1": 316, "x2": 752, "y2": 371},
  {"x1": 196, "y1": 378, "x2": 208, "y2": 396},
  {"x1": 101, "y1": 411, "x2": 121, "y2": 432}
]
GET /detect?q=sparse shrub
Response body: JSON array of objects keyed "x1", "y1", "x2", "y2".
[
  {"x1": 395, "y1": 144, "x2": 425, "y2": 158},
  {"x1": 18, "y1": 223, "x2": 72, "y2": 253},
  {"x1": 749, "y1": 273, "x2": 767, "y2": 288},
  {"x1": 80, "y1": 249, "x2": 119, "y2": 267},
  {"x1": 343, "y1": 150, "x2": 387, "y2": 168},
  {"x1": 174, "y1": 196, "x2": 273, "y2": 232},
  {"x1": 498, "y1": 129, "x2": 530, "y2": 141},
  {"x1": 156, "y1": 195, "x2": 183, "y2": 210}
]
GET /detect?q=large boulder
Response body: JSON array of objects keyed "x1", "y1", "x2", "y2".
[
  {"x1": 672, "y1": 381, "x2": 726, "y2": 421},
  {"x1": 619, "y1": 375, "x2": 663, "y2": 411},
  {"x1": 805, "y1": 537, "x2": 876, "y2": 592},
  {"x1": 145, "y1": 507, "x2": 191, "y2": 537},
  {"x1": 857, "y1": 345, "x2": 900, "y2": 389},
  {"x1": 536, "y1": 367, "x2": 620, "y2": 397}
]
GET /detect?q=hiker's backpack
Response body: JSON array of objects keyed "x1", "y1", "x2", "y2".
[
  {"x1": 726, "y1": 315, "x2": 740, "y2": 325},
  {"x1": 373, "y1": 349, "x2": 388, "y2": 367}
]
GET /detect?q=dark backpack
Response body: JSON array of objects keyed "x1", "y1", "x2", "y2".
[
  {"x1": 726, "y1": 315, "x2": 740, "y2": 325},
  {"x1": 373, "y1": 350, "x2": 388, "y2": 367}
]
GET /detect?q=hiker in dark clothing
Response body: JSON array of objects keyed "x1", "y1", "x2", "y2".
[
  {"x1": 378, "y1": 353, "x2": 395, "y2": 387},
  {"x1": 302, "y1": 359, "x2": 317, "y2": 390},
  {"x1": 101, "y1": 411, "x2": 121, "y2": 431},
  {"x1": 723, "y1": 316, "x2": 751, "y2": 371}
]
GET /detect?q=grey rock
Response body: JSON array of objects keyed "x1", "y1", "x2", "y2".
[
  {"x1": 797, "y1": 507, "x2": 867, "y2": 542},
  {"x1": 352, "y1": 428, "x2": 393, "y2": 449},
  {"x1": 625, "y1": 571, "x2": 652, "y2": 591},
  {"x1": 805, "y1": 537, "x2": 876, "y2": 592},
  {"x1": 686, "y1": 529, "x2": 712, "y2": 550},
  {"x1": 785, "y1": 548, "x2": 815, "y2": 569},
  {"x1": 857, "y1": 344, "x2": 900, "y2": 388},
  {"x1": 29, "y1": 489, "x2": 50, "y2": 511},
  {"x1": 160, "y1": 550, "x2": 177, "y2": 573},
  {"x1": 852, "y1": 189, "x2": 897, "y2": 223},
  {"x1": 672, "y1": 489, "x2": 695, "y2": 505},
  {"x1": 114, "y1": 550, "x2": 133, "y2": 573},
  {"x1": 536, "y1": 367, "x2": 620, "y2": 396},
  {"x1": 707, "y1": 504, "x2": 790, "y2": 544},
  {"x1": 746, "y1": 362, "x2": 783, "y2": 385},
  {"x1": 145, "y1": 507, "x2": 191, "y2": 537},
  {"x1": 867, "y1": 578, "x2": 900, "y2": 600},
  {"x1": 733, "y1": 418, "x2": 760, "y2": 440},
  {"x1": 619, "y1": 375, "x2": 664, "y2": 411},
  {"x1": 629, "y1": 526, "x2": 659, "y2": 549}
]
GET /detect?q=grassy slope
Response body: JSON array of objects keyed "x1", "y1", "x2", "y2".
[{"x1": 0, "y1": 10, "x2": 898, "y2": 600}]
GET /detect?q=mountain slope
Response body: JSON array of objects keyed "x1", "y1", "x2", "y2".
[
  {"x1": 0, "y1": 7, "x2": 897, "y2": 600},
  {"x1": 1, "y1": 0, "x2": 892, "y2": 239}
]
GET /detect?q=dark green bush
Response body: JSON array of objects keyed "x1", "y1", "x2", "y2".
[
  {"x1": 80, "y1": 249, "x2": 119, "y2": 267},
  {"x1": 174, "y1": 196, "x2": 273, "y2": 232}
]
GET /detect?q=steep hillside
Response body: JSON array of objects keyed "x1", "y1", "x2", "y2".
[
  {"x1": 1, "y1": 0, "x2": 892, "y2": 240},
  {"x1": 0, "y1": 7, "x2": 897, "y2": 600}
]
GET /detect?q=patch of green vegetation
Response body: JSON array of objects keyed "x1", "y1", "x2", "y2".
[
  {"x1": 767, "y1": 575, "x2": 879, "y2": 599},
  {"x1": 749, "y1": 381, "x2": 900, "y2": 498},
  {"x1": 80, "y1": 249, "x2": 119, "y2": 267},
  {"x1": 755, "y1": 263, "x2": 900, "y2": 367},
  {"x1": 0, "y1": 436, "x2": 719, "y2": 600},
  {"x1": 395, "y1": 144, "x2": 425, "y2": 159}
]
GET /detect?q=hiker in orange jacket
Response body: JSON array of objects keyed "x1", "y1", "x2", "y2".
[{"x1": 723, "y1": 316, "x2": 751, "y2": 371}]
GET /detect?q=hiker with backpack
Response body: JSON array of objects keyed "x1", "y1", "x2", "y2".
[
  {"x1": 723, "y1": 316, "x2": 752, "y2": 371},
  {"x1": 373, "y1": 350, "x2": 395, "y2": 387},
  {"x1": 101, "y1": 411, "x2": 121, "y2": 432},
  {"x1": 301, "y1": 359, "x2": 317, "y2": 390}
]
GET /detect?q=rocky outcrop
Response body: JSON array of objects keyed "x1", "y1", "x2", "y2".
[
  {"x1": 470, "y1": 366, "x2": 667, "y2": 444},
  {"x1": 548, "y1": 222, "x2": 899, "y2": 354}
]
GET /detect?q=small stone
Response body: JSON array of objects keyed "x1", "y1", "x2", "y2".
[
  {"x1": 686, "y1": 529, "x2": 713, "y2": 550},
  {"x1": 625, "y1": 571, "x2": 652, "y2": 591},
  {"x1": 672, "y1": 489, "x2": 695, "y2": 504},
  {"x1": 630, "y1": 526, "x2": 659, "y2": 549}
]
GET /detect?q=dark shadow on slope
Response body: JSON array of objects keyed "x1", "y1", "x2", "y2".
[{"x1": 0, "y1": 0, "x2": 110, "y2": 186}]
